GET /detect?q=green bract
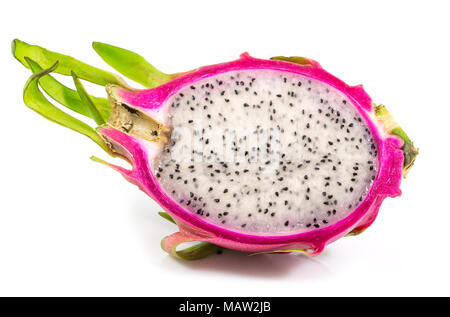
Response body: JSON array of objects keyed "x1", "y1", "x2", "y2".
[
  {"x1": 26, "y1": 58, "x2": 111, "y2": 120},
  {"x1": 13, "y1": 39, "x2": 126, "y2": 86},
  {"x1": 22, "y1": 60, "x2": 108, "y2": 152},
  {"x1": 14, "y1": 39, "x2": 221, "y2": 260},
  {"x1": 93, "y1": 42, "x2": 173, "y2": 88}
]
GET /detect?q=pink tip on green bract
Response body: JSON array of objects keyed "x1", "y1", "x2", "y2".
[{"x1": 13, "y1": 39, "x2": 417, "y2": 261}]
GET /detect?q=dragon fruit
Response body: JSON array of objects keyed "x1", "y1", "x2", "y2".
[{"x1": 12, "y1": 39, "x2": 417, "y2": 260}]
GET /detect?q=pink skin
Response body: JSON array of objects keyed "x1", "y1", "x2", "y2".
[{"x1": 100, "y1": 53, "x2": 404, "y2": 256}]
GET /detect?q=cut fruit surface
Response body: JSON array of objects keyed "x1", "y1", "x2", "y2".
[{"x1": 154, "y1": 69, "x2": 378, "y2": 235}]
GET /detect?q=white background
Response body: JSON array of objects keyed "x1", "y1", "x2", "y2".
[{"x1": 1, "y1": 0, "x2": 449, "y2": 296}]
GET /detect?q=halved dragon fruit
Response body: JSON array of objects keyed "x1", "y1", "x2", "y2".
[{"x1": 13, "y1": 40, "x2": 417, "y2": 260}]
